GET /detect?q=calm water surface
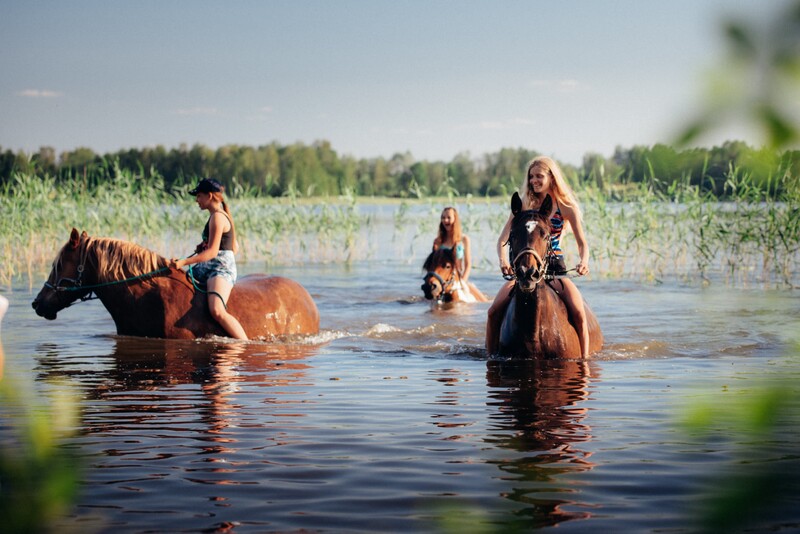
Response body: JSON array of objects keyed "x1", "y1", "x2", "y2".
[{"x1": 2, "y1": 258, "x2": 800, "y2": 532}]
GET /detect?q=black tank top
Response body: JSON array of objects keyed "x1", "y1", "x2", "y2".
[{"x1": 202, "y1": 211, "x2": 235, "y2": 251}]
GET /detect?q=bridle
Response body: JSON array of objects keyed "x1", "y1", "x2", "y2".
[
  {"x1": 422, "y1": 267, "x2": 457, "y2": 303},
  {"x1": 507, "y1": 246, "x2": 548, "y2": 286},
  {"x1": 43, "y1": 238, "x2": 95, "y2": 304},
  {"x1": 504, "y1": 218, "x2": 555, "y2": 290}
]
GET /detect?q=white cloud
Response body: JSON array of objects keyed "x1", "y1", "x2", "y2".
[{"x1": 17, "y1": 89, "x2": 62, "y2": 98}]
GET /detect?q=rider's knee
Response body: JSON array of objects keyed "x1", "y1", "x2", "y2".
[{"x1": 208, "y1": 301, "x2": 227, "y2": 322}]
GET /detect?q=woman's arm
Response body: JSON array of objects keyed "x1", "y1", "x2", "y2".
[
  {"x1": 496, "y1": 214, "x2": 513, "y2": 276},
  {"x1": 562, "y1": 205, "x2": 589, "y2": 275},
  {"x1": 432, "y1": 236, "x2": 441, "y2": 252},
  {"x1": 461, "y1": 235, "x2": 473, "y2": 282}
]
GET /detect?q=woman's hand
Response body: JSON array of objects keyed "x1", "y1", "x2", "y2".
[
  {"x1": 170, "y1": 258, "x2": 186, "y2": 270},
  {"x1": 500, "y1": 259, "x2": 513, "y2": 277},
  {"x1": 575, "y1": 261, "x2": 589, "y2": 276}
]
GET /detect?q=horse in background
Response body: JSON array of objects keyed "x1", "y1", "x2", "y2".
[
  {"x1": 421, "y1": 248, "x2": 488, "y2": 304},
  {"x1": 32, "y1": 228, "x2": 319, "y2": 340}
]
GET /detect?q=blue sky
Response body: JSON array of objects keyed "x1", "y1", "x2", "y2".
[{"x1": 0, "y1": 0, "x2": 784, "y2": 165}]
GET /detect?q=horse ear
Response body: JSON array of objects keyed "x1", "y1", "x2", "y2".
[
  {"x1": 538, "y1": 195, "x2": 553, "y2": 218},
  {"x1": 69, "y1": 228, "x2": 81, "y2": 249},
  {"x1": 422, "y1": 251, "x2": 435, "y2": 271},
  {"x1": 511, "y1": 192, "x2": 522, "y2": 215}
]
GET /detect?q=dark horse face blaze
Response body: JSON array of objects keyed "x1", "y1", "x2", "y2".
[
  {"x1": 508, "y1": 192, "x2": 552, "y2": 293},
  {"x1": 32, "y1": 228, "x2": 90, "y2": 320}
]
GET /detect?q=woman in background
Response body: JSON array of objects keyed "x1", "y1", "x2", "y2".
[{"x1": 432, "y1": 206, "x2": 488, "y2": 303}]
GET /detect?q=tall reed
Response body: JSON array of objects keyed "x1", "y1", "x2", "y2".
[{"x1": 2, "y1": 164, "x2": 798, "y2": 289}]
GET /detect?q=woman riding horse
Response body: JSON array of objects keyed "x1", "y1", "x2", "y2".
[
  {"x1": 489, "y1": 192, "x2": 603, "y2": 358},
  {"x1": 32, "y1": 228, "x2": 320, "y2": 340},
  {"x1": 170, "y1": 178, "x2": 247, "y2": 339},
  {"x1": 422, "y1": 206, "x2": 488, "y2": 303},
  {"x1": 486, "y1": 156, "x2": 601, "y2": 358}
]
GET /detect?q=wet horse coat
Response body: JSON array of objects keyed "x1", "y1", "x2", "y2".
[{"x1": 32, "y1": 229, "x2": 320, "y2": 339}]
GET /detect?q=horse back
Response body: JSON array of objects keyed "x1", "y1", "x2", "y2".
[{"x1": 227, "y1": 275, "x2": 320, "y2": 338}]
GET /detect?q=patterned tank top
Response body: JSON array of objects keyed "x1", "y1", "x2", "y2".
[{"x1": 548, "y1": 205, "x2": 564, "y2": 257}]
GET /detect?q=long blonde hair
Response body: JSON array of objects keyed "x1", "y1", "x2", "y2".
[
  {"x1": 519, "y1": 156, "x2": 581, "y2": 218},
  {"x1": 438, "y1": 206, "x2": 463, "y2": 246}
]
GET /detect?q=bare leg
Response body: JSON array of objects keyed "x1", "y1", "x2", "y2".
[
  {"x1": 554, "y1": 279, "x2": 589, "y2": 358},
  {"x1": 206, "y1": 277, "x2": 248, "y2": 340},
  {"x1": 485, "y1": 281, "x2": 514, "y2": 355}
]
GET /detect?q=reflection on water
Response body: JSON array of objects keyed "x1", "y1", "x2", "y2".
[
  {"x1": 2, "y1": 263, "x2": 799, "y2": 531},
  {"x1": 486, "y1": 359, "x2": 596, "y2": 529}
]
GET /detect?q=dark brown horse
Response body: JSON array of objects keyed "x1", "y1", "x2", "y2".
[
  {"x1": 496, "y1": 193, "x2": 603, "y2": 358},
  {"x1": 421, "y1": 248, "x2": 461, "y2": 303},
  {"x1": 32, "y1": 229, "x2": 320, "y2": 339}
]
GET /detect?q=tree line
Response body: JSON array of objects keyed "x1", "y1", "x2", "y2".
[{"x1": 1, "y1": 139, "x2": 798, "y2": 198}]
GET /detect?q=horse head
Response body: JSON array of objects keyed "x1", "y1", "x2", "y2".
[
  {"x1": 421, "y1": 247, "x2": 457, "y2": 302},
  {"x1": 32, "y1": 228, "x2": 94, "y2": 320},
  {"x1": 508, "y1": 192, "x2": 553, "y2": 293}
]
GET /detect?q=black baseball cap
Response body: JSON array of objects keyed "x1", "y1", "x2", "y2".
[{"x1": 189, "y1": 178, "x2": 224, "y2": 195}]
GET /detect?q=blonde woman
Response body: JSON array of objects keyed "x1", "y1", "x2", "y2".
[
  {"x1": 171, "y1": 178, "x2": 248, "y2": 340},
  {"x1": 485, "y1": 156, "x2": 590, "y2": 356},
  {"x1": 432, "y1": 206, "x2": 488, "y2": 302}
]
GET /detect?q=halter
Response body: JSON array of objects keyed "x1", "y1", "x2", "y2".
[
  {"x1": 422, "y1": 268, "x2": 457, "y2": 303},
  {"x1": 509, "y1": 246, "x2": 548, "y2": 287}
]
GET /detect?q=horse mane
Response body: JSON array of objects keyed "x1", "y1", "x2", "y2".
[
  {"x1": 87, "y1": 237, "x2": 168, "y2": 282},
  {"x1": 422, "y1": 247, "x2": 455, "y2": 271}
]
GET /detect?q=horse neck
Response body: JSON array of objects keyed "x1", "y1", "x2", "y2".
[
  {"x1": 89, "y1": 237, "x2": 166, "y2": 284},
  {"x1": 86, "y1": 238, "x2": 171, "y2": 334}
]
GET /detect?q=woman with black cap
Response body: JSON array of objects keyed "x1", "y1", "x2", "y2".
[{"x1": 170, "y1": 178, "x2": 248, "y2": 340}]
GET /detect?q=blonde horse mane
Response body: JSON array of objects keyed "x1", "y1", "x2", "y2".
[{"x1": 86, "y1": 237, "x2": 167, "y2": 283}]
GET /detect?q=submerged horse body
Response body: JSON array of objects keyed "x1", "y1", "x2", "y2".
[
  {"x1": 496, "y1": 193, "x2": 603, "y2": 358},
  {"x1": 32, "y1": 229, "x2": 319, "y2": 339}
]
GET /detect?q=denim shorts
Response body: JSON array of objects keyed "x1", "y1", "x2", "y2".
[{"x1": 191, "y1": 250, "x2": 237, "y2": 286}]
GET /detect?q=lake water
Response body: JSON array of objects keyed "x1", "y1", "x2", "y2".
[{"x1": 2, "y1": 202, "x2": 800, "y2": 532}]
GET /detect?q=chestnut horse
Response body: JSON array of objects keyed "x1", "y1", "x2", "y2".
[
  {"x1": 495, "y1": 193, "x2": 603, "y2": 358},
  {"x1": 32, "y1": 229, "x2": 320, "y2": 340}
]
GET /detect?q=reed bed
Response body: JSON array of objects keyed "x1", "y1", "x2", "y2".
[{"x1": 2, "y1": 167, "x2": 798, "y2": 290}]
